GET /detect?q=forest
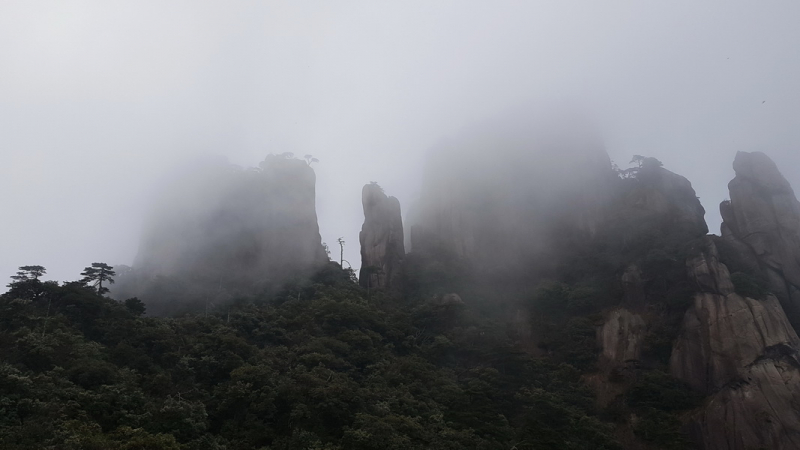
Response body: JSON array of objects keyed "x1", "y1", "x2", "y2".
[{"x1": 0, "y1": 251, "x2": 701, "y2": 449}]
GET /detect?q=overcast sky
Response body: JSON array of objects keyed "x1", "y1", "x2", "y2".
[{"x1": 2, "y1": 1, "x2": 799, "y2": 286}]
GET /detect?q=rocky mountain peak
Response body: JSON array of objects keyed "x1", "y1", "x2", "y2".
[
  {"x1": 720, "y1": 151, "x2": 800, "y2": 330},
  {"x1": 359, "y1": 183, "x2": 405, "y2": 290},
  {"x1": 118, "y1": 155, "x2": 328, "y2": 315}
]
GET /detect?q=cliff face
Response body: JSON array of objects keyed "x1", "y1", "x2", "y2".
[
  {"x1": 670, "y1": 238, "x2": 799, "y2": 392},
  {"x1": 409, "y1": 112, "x2": 616, "y2": 279},
  {"x1": 123, "y1": 155, "x2": 328, "y2": 314},
  {"x1": 614, "y1": 164, "x2": 709, "y2": 241},
  {"x1": 359, "y1": 183, "x2": 405, "y2": 290},
  {"x1": 670, "y1": 237, "x2": 800, "y2": 449},
  {"x1": 720, "y1": 151, "x2": 800, "y2": 330}
]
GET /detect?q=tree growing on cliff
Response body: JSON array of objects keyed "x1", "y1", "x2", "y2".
[
  {"x1": 337, "y1": 237, "x2": 349, "y2": 267},
  {"x1": 616, "y1": 155, "x2": 664, "y2": 179},
  {"x1": 81, "y1": 262, "x2": 116, "y2": 295},
  {"x1": 6, "y1": 265, "x2": 49, "y2": 300},
  {"x1": 8, "y1": 265, "x2": 46, "y2": 284}
]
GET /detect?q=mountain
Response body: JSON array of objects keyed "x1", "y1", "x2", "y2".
[
  {"x1": 358, "y1": 182, "x2": 405, "y2": 291},
  {"x1": 719, "y1": 151, "x2": 800, "y2": 331},
  {"x1": 114, "y1": 154, "x2": 328, "y2": 315},
  {"x1": 5, "y1": 122, "x2": 800, "y2": 449}
]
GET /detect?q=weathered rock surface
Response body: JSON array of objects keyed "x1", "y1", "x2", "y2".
[
  {"x1": 689, "y1": 356, "x2": 800, "y2": 450},
  {"x1": 720, "y1": 151, "x2": 800, "y2": 329},
  {"x1": 358, "y1": 183, "x2": 405, "y2": 290},
  {"x1": 671, "y1": 239, "x2": 799, "y2": 392},
  {"x1": 598, "y1": 307, "x2": 646, "y2": 368},
  {"x1": 637, "y1": 165, "x2": 709, "y2": 237},
  {"x1": 670, "y1": 237, "x2": 800, "y2": 449},
  {"x1": 608, "y1": 164, "x2": 709, "y2": 246}
]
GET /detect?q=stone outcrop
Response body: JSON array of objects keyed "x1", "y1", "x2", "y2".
[
  {"x1": 604, "y1": 163, "x2": 709, "y2": 249},
  {"x1": 626, "y1": 164, "x2": 709, "y2": 239},
  {"x1": 119, "y1": 155, "x2": 328, "y2": 314},
  {"x1": 408, "y1": 110, "x2": 616, "y2": 279},
  {"x1": 598, "y1": 307, "x2": 646, "y2": 369},
  {"x1": 689, "y1": 357, "x2": 800, "y2": 450},
  {"x1": 358, "y1": 183, "x2": 405, "y2": 290},
  {"x1": 720, "y1": 151, "x2": 800, "y2": 329},
  {"x1": 671, "y1": 239, "x2": 799, "y2": 392},
  {"x1": 670, "y1": 237, "x2": 800, "y2": 449}
]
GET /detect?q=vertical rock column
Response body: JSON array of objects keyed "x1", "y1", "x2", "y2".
[
  {"x1": 720, "y1": 151, "x2": 800, "y2": 330},
  {"x1": 359, "y1": 183, "x2": 405, "y2": 290}
]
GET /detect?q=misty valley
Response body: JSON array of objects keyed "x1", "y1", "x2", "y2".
[{"x1": 4, "y1": 117, "x2": 800, "y2": 450}]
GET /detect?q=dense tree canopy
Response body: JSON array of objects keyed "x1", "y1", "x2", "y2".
[{"x1": 0, "y1": 261, "x2": 634, "y2": 450}]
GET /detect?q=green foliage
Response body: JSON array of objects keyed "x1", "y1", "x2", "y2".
[
  {"x1": 124, "y1": 297, "x2": 147, "y2": 316},
  {"x1": 627, "y1": 370, "x2": 701, "y2": 412},
  {"x1": 614, "y1": 370, "x2": 702, "y2": 449},
  {"x1": 8, "y1": 265, "x2": 46, "y2": 284},
  {"x1": 0, "y1": 264, "x2": 621, "y2": 449},
  {"x1": 81, "y1": 263, "x2": 116, "y2": 295}
]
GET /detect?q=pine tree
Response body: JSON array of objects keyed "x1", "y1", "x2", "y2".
[{"x1": 81, "y1": 262, "x2": 116, "y2": 295}]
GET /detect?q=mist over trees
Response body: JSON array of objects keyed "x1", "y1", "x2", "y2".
[
  {"x1": 4, "y1": 109, "x2": 800, "y2": 448},
  {"x1": 113, "y1": 154, "x2": 329, "y2": 316}
]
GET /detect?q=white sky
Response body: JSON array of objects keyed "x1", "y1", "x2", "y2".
[{"x1": 2, "y1": 1, "x2": 799, "y2": 285}]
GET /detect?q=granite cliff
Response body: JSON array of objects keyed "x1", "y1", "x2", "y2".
[
  {"x1": 408, "y1": 112, "x2": 616, "y2": 281},
  {"x1": 358, "y1": 183, "x2": 405, "y2": 290},
  {"x1": 719, "y1": 151, "x2": 800, "y2": 331},
  {"x1": 116, "y1": 154, "x2": 328, "y2": 314},
  {"x1": 672, "y1": 238, "x2": 800, "y2": 450}
]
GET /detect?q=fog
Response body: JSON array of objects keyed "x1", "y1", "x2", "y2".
[{"x1": 2, "y1": 1, "x2": 799, "y2": 287}]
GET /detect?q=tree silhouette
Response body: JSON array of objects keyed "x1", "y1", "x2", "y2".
[
  {"x1": 81, "y1": 263, "x2": 116, "y2": 295},
  {"x1": 9, "y1": 265, "x2": 46, "y2": 284},
  {"x1": 337, "y1": 237, "x2": 346, "y2": 267}
]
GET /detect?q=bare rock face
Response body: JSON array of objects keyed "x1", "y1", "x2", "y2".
[
  {"x1": 670, "y1": 237, "x2": 800, "y2": 448},
  {"x1": 635, "y1": 165, "x2": 709, "y2": 237},
  {"x1": 608, "y1": 163, "x2": 709, "y2": 246},
  {"x1": 720, "y1": 151, "x2": 800, "y2": 329},
  {"x1": 690, "y1": 357, "x2": 800, "y2": 450},
  {"x1": 359, "y1": 183, "x2": 405, "y2": 290},
  {"x1": 598, "y1": 307, "x2": 646, "y2": 369},
  {"x1": 671, "y1": 239, "x2": 799, "y2": 392}
]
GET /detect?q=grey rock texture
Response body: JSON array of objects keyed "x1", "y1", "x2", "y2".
[
  {"x1": 609, "y1": 164, "x2": 709, "y2": 245},
  {"x1": 598, "y1": 307, "x2": 646, "y2": 369},
  {"x1": 358, "y1": 183, "x2": 405, "y2": 290},
  {"x1": 671, "y1": 239, "x2": 799, "y2": 392},
  {"x1": 690, "y1": 357, "x2": 800, "y2": 450},
  {"x1": 670, "y1": 238, "x2": 800, "y2": 449},
  {"x1": 720, "y1": 151, "x2": 800, "y2": 330}
]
